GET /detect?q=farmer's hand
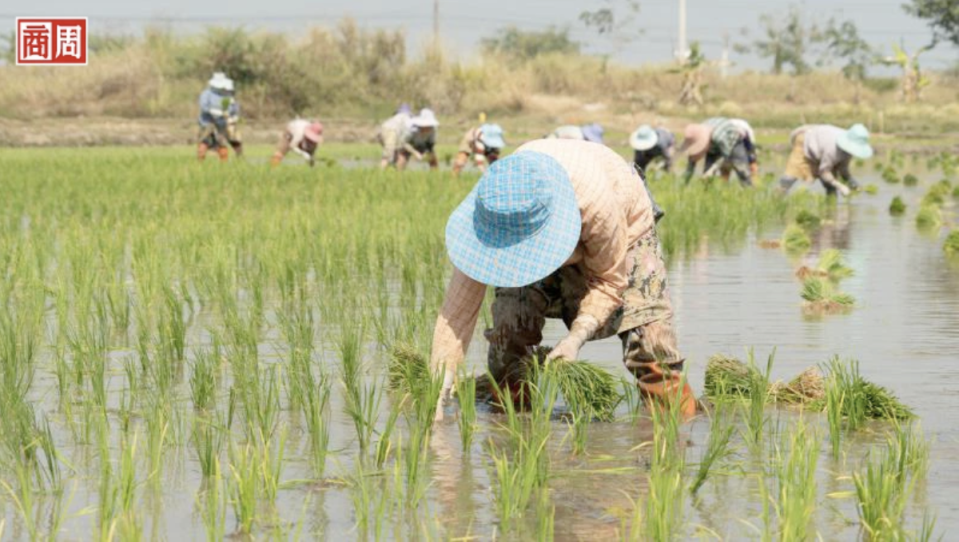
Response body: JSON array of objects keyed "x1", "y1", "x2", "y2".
[
  {"x1": 837, "y1": 183, "x2": 851, "y2": 197},
  {"x1": 547, "y1": 315, "x2": 601, "y2": 362},
  {"x1": 413, "y1": 151, "x2": 424, "y2": 161},
  {"x1": 434, "y1": 368, "x2": 455, "y2": 422}
]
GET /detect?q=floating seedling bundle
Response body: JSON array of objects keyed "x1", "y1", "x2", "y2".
[
  {"x1": 704, "y1": 355, "x2": 912, "y2": 420},
  {"x1": 704, "y1": 355, "x2": 824, "y2": 405},
  {"x1": 795, "y1": 249, "x2": 854, "y2": 281},
  {"x1": 801, "y1": 276, "x2": 855, "y2": 313},
  {"x1": 388, "y1": 344, "x2": 622, "y2": 421}
]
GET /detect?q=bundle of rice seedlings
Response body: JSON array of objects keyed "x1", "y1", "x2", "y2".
[
  {"x1": 902, "y1": 173, "x2": 919, "y2": 187},
  {"x1": 387, "y1": 343, "x2": 430, "y2": 394},
  {"x1": 794, "y1": 210, "x2": 821, "y2": 231},
  {"x1": 394, "y1": 344, "x2": 622, "y2": 421},
  {"x1": 944, "y1": 230, "x2": 959, "y2": 255},
  {"x1": 821, "y1": 358, "x2": 913, "y2": 421},
  {"x1": 801, "y1": 277, "x2": 854, "y2": 313},
  {"x1": 782, "y1": 224, "x2": 812, "y2": 253},
  {"x1": 920, "y1": 191, "x2": 944, "y2": 207},
  {"x1": 770, "y1": 367, "x2": 825, "y2": 404},
  {"x1": 758, "y1": 239, "x2": 782, "y2": 249},
  {"x1": 881, "y1": 168, "x2": 900, "y2": 184},
  {"x1": 863, "y1": 184, "x2": 879, "y2": 195},
  {"x1": 795, "y1": 249, "x2": 854, "y2": 281},
  {"x1": 952, "y1": 186, "x2": 959, "y2": 199},
  {"x1": 705, "y1": 356, "x2": 823, "y2": 405},
  {"x1": 512, "y1": 347, "x2": 622, "y2": 421},
  {"x1": 915, "y1": 205, "x2": 942, "y2": 229},
  {"x1": 889, "y1": 196, "x2": 907, "y2": 216},
  {"x1": 704, "y1": 355, "x2": 756, "y2": 399}
]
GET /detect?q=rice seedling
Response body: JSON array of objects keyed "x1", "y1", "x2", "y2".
[
  {"x1": 455, "y1": 369, "x2": 478, "y2": 452},
  {"x1": 689, "y1": 402, "x2": 735, "y2": 494},
  {"x1": 302, "y1": 372, "x2": 332, "y2": 478},
  {"x1": 772, "y1": 418, "x2": 819, "y2": 540},
  {"x1": 952, "y1": 185, "x2": 959, "y2": 199},
  {"x1": 190, "y1": 343, "x2": 220, "y2": 412},
  {"x1": 903, "y1": 173, "x2": 919, "y2": 186},
  {"x1": 198, "y1": 458, "x2": 227, "y2": 542},
  {"x1": 889, "y1": 196, "x2": 907, "y2": 215},
  {"x1": 943, "y1": 230, "x2": 959, "y2": 255},
  {"x1": 228, "y1": 443, "x2": 258, "y2": 534},
  {"x1": 915, "y1": 205, "x2": 942, "y2": 229},
  {"x1": 743, "y1": 351, "x2": 774, "y2": 449},
  {"x1": 191, "y1": 414, "x2": 224, "y2": 478},
  {"x1": 853, "y1": 445, "x2": 910, "y2": 538},
  {"x1": 794, "y1": 210, "x2": 822, "y2": 231},
  {"x1": 800, "y1": 276, "x2": 855, "y2": 313},
  {"x1": 781, "y1": 224, "x2": 812, "y2": 253},
  {"x1": 864, "y1": 184, "x2": 879, "y2": 195}
]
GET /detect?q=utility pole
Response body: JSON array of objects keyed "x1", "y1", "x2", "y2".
[
  {"x1": 433, "y1": 0, "x2": 439, "y2": 50},
  {"x1": 719, "y1": 33, "x2": 730, "y2": 78},
  {"x1": 676, "y1": 0, "x2": 688, "y2": 63}
]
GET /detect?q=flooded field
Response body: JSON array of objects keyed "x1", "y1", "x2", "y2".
[{"x1": 0, "y1": 147, "x2": 956, "y2": 540}]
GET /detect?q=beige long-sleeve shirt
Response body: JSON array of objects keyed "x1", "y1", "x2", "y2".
[{"x1": 429, "y1": 139, "x2": 655, "y2": 371}]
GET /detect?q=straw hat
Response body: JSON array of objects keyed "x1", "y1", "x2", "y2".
[
  {"x1": 837, "y1": 124, "x2": 873, "y2": 159},
  {"x1": 629, "y1": 125, "x2": 659, "y2": 151},
  {"x1": 679, "y1": 124, "x2": 712, "y2": 160},
  {"x1": 412, "y1": 108, "x2": 439, "y2": 128},
  {"x1": 445, "y1": 152, "x2": 582, "y2": 287}
]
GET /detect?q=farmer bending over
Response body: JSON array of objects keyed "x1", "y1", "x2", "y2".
[
  {"x1": 430, "y1": 139, "x2": 696, "y2": 420},
  {"x1": 223, "y1": 79, "x2": 243, "y2": 158},
  {"x1": 271, "y1": 119, "x2": 323, "y2": 167},
  {"x1": 452, "y1": 123, "x2": 506, "y2": 176},
  {"x1": 196, "y1": 72, "x2": 234, "y2": 161},
  {"x1": 396, "y1": 108, "x2": 440, "y2": 171},
  {"x1": 630, "y1": 124, "x2": 675, "y2": 173},
  {"x1": 779, "y1": 124, "x2": 873, "y2": 197},
  {"x1": 377, "y1": 104, "x2": 412, "y2": 169},
  {"x1": 681, "y1": 118, "x2": 755, "y2": 186}
]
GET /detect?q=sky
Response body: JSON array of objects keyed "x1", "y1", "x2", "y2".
[{"x1": 3, "y1": 0, "x2": 956, "y2": 72}]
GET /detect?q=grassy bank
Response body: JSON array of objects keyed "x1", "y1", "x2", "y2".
[{"x1": 2, "y1": 22, "x2": 959, "y2": 140}]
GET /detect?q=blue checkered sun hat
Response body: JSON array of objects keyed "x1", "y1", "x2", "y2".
[{"x1": 446, "y1": 151, "x2": 582, "y2": 287}]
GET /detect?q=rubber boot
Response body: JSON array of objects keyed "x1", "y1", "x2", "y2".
[
  {"x1": 217, "y1": 147, "x2": 229, "y2": 162},
  {"x1": 635, "y1": 362, "x2": 697, "y2": 419},
  {"x1": 197, "y1": 143, "x2": 209, "y2": 161},
  {"x1": 621, "y1": 327, "x2": 696, "y2": 419}
]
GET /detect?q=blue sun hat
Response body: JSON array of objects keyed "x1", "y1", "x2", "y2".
[
  {"x1": 629, "y1": 124, "x2": 659, "y2": 151},
  {"x1": 581, "y1": 123, "x2": 605, "y2": 144},
  {"x1": 445, "y1": 152, "x2": 582, "y2": 287},
  {"x1": 479, "y1": 123, "x2": 506, "y2": 149},
  {"x1": 837, "y1": 123, "x2": 874, "y2": 159}
]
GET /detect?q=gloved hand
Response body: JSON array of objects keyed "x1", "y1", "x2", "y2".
[
  {"x1": 546, "y1": 315, "x2": 600, "y2": 362},
  {"x1": 836, "y1": 182, "x2": 851, "y2": 197}
]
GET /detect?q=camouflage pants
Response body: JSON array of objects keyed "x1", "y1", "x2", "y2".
[
  {"x1": 197, "y1": 123, "x2": 229, "y2": 148},
  {"x1": 486, "y1": 231, "x2": 684, "y2": 384}
]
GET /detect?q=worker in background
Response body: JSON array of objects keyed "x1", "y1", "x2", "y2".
[
  {"x1": 271, "y1": 119, "x2": 324, "y2": 167},
  {"x1": 779, "y1": 124, "x2": 873, "y2": 197}
]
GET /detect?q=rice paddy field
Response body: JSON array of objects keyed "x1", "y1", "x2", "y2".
[{"x1": 0, "y1": 145, "x2": 957, "y2": 540}]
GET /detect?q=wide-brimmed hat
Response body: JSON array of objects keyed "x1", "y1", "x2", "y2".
[
  {"x1": 479, "y1": 123, "x2": 505, "y2": 149},
  {"x1": 304, "y1": 121, "x2": 323, "y2": 143},
  {"x1": 412, "y1": 108, "x2": 439, "y2": 128},
  {"x1": 679, "y1": 124, "x2": 712, "y2": 160},
  {"x1": 581, "y1": 123, "x2": 604, "y2": 144},
  {"x1": 837, "y1": 123, "x2": 873, "y2": 159},
  {"x1": 629, "y1": 125, "x2": 659, "y2": 151},
  {"x1": 445, "y1": 151, "x2": 582, "y2": 287},
  {"x1": 208, "y1": 72, "x2": 231, "y2": 90}
]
